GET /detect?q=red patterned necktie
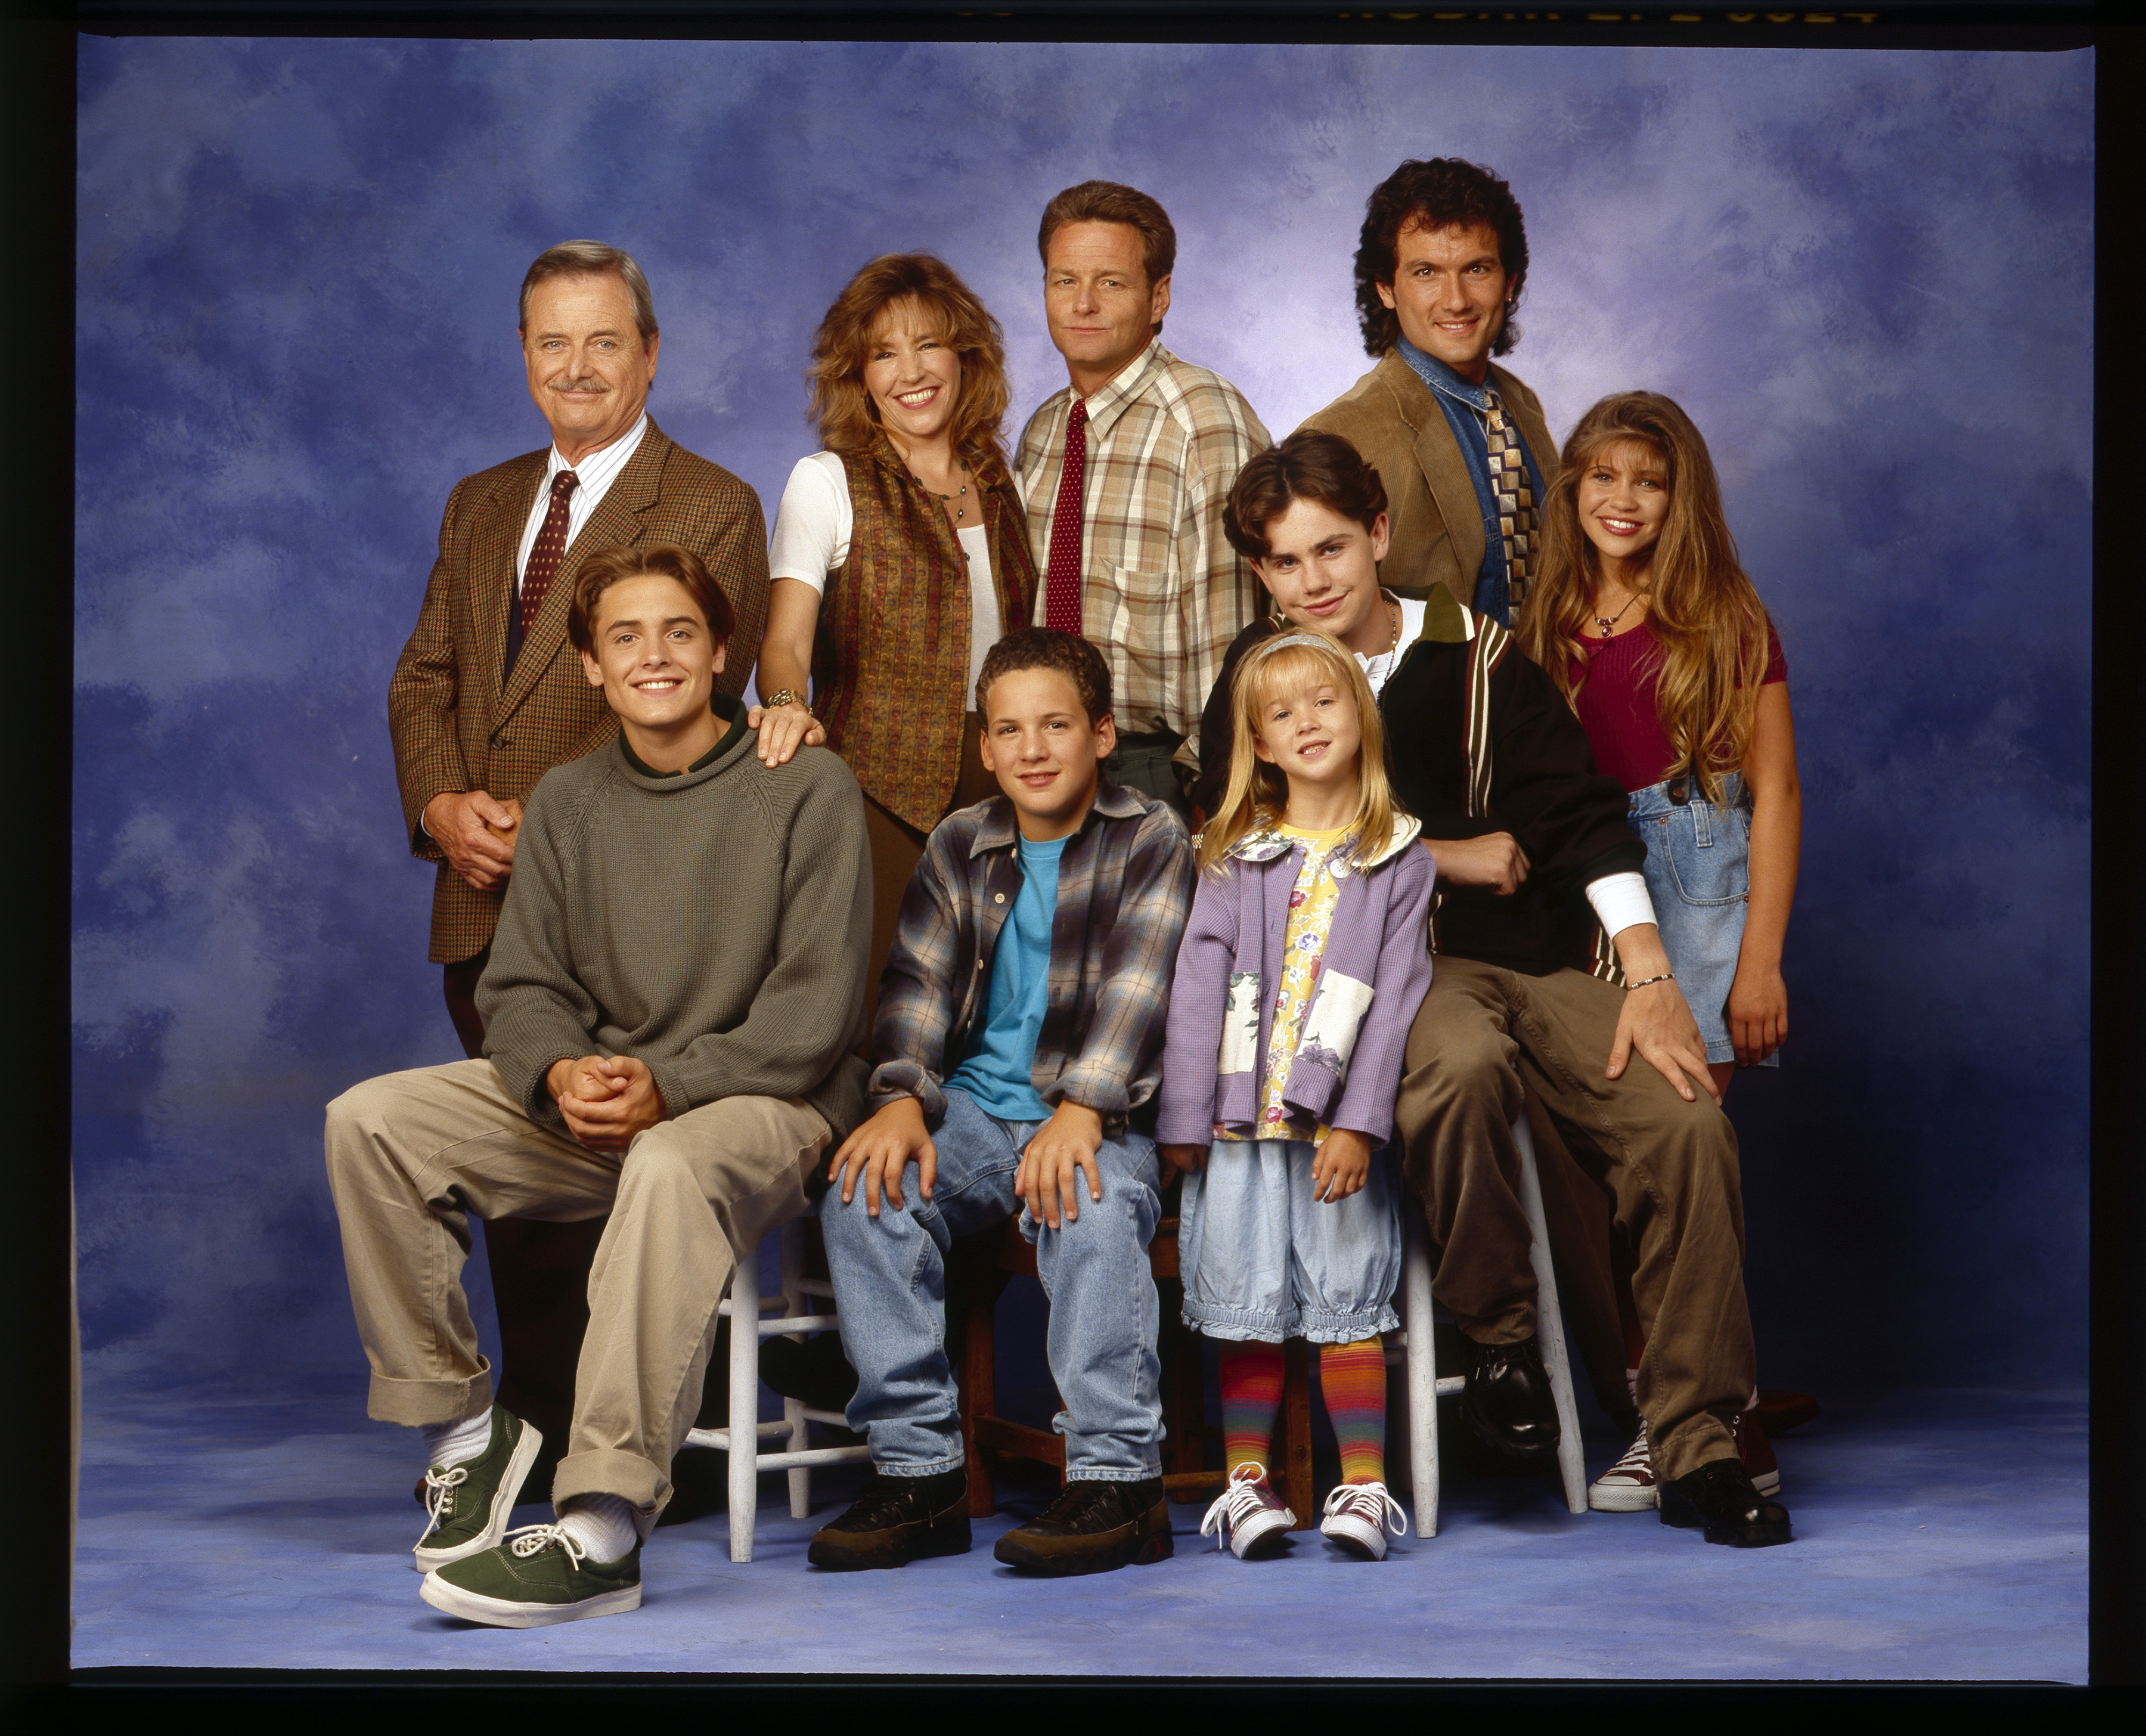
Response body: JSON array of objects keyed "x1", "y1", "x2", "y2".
[
  {"x1": 1042, "y1": 399, "x2": 1088, "y2": 634},
  {"x1": 520, "y1": 469, "x2": 580, "y2": 633}
]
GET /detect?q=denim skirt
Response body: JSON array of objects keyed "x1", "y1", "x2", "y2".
[
  {"x1": 1177, "y1": 1139, "x2": 1403, "y2": 1344},
  {"x1": 1628, "y1": 770, "x2": 1778, "y2": 1068}
]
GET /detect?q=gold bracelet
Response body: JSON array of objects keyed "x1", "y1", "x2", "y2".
[
  {"x1": 1624, "y1": 971, "x2": 1676, "y2": 991},
  {"x1": 762, "y1": 689, "x2": 800, "y2": 711}
]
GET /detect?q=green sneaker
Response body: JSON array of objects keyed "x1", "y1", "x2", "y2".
[
  {"x1": 420, "y1": 1524, "x2": 643, "y2": 1628},
  {"x1": 412, "y1": 1408, "x2": 544, "y2": 1574}
]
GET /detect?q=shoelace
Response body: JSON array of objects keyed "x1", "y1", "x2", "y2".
[
  {"x1": 1199, "y1": 1466, "x2": 1280, "y2": 1549},
  {"x1": 840, "y1": 1479, "x2": 935, "y2": 1529},
  {"x1": 1320, "y1": 1480, "x2": 1408, "y2": 1538},
  {"x1": 1033, "y1": 1478, "x2": 1119, "y2": 1530},
  {"x1": 503, "y1": 1523, "x2": 587, "y2": 1568},
  {"x1": 1599, "y1": 1420, "x2": 1653, "y2": 1482},
  {"x1": 421, "y1": 1465, "x2": 468, "y2": 1538}
]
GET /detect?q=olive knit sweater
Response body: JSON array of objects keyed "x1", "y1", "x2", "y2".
[{"x1": 477, "y1": 696, "x2": 873, "y2": 1140}]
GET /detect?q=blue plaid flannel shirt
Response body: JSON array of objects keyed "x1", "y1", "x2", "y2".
[{"x1": 867, "y1": 782, "x2": 1195, "y2": 1135}]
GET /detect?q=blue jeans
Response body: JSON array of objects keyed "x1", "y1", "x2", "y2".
[
  {"x1": 818, "y1": 1087, "x2": 1165, "y2": 1481},
  {"x1": 1629, "y1": 770, "x2": 1778, "y2": 1068}
]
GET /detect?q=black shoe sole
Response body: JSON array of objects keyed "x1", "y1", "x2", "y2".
[
  {"x1": 993, "y1": 1511, "x2": 1176, "y2": 1577},
  {"x1": 1460, "y1": 1393, "x2": 1561, "y2": 1462},
  {"x1": 807, "y1": 1514, "x2": 973, "y2": 1570}
]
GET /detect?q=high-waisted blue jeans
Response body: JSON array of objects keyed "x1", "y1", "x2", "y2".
[{"x1": 818, "y1": 1087, "x2": 1165, "y2": 1481}]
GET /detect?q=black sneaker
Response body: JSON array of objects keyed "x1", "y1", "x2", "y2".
[
  {"x1": 806, "y1": 1467, "x2": 972, "y2": 1570},
  {"x1": 993, "y1": 1476, "x2": 1174, "y2": 1577}
]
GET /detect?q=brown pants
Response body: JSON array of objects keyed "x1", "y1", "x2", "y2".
[
  {"x1": 858, "y1": 711, "x2": 999, "y2": 1037},
  {"x1": 324, "y1": 1058, "x2": 830, "y2": 1513},
  {"x1": 1393, "y1": 956, "x2": 1755, "y2": 1483}
]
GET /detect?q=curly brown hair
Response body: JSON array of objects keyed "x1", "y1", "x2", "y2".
[
  {"x1": 807, "y1": 254, "x2": 1013, "y2": 478},
  {"x1": 975, "y1": 626, "x2": 1112, "y2": 724},
  {"x1": 1353, "y1": 159, "x2": 1529, "y2": 359}
]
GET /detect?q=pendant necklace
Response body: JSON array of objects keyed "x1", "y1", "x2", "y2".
[
  {"x1": 1594, "y1": 591, "x2": 1642, "y2": 638},
  {"x1": 915, "y1": 461, "x2": 971, "y2": 522}
]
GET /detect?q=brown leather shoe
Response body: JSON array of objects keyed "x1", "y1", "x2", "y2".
[{"x1": 993, "y1": 1476, "x2": 1174, "y2": 1576}]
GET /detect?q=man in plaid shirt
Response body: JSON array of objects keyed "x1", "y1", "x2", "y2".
[
  {"x1": 1018, "y1": 181, "x2": 1271, "y2": 823},
  {"x1": 811, "y1": 628, "x2": 1195, "y2": 1577}
]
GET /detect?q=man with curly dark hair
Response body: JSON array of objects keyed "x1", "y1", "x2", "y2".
[{"x1": 1299, "y1": 158, "x2": 1555, "y2": 627}]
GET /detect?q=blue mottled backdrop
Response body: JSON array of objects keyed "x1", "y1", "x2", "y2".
[{"x1": 72, "y1": 39, "x2": 2092, "y2": 1394}]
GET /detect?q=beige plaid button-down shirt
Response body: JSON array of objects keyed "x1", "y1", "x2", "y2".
[{"x1": 1016, "y1": 339, "x2": 1270, "y2": 746}]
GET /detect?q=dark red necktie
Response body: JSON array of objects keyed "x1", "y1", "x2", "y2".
[
  {"x1": 1043, "y1": 400, "x2": 1088, "y2": 634},
  {"x1": 520, "y1": 469, "x2": 580, "y2": 633}
]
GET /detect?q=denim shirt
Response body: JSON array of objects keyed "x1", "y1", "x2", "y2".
[{"x1": 1394, "y1": 336, "x2": 1546, "y2": 627}]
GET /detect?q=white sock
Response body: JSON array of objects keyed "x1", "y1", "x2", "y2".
[
  {"x1": 556, "y1": 1493, "x2": 640, "y2": 1564},
  {"x1": 422, "y1": 1406, "x2": 494, "y2": 1471}
]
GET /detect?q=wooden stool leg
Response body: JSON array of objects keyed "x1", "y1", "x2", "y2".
[
  {"x1": 956, "y1": 1262, "x2": 1010, "y2": 1518},
  {"x1": 1280, "y1": 1337, "x2": 1316, "y2": 1530}
]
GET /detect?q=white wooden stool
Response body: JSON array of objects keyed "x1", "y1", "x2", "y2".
[
  {"x1": 1390, "y1": 1110, "x2": 1588, "y2": 1537},
  {"x1": 683, "y1": 1218, "x2": 870, "y2": 1562}
]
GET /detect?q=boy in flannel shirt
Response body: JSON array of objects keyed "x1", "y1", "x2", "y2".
[{"x1": 811, "y1": 627, "x2": 1196, "y2": 1576}]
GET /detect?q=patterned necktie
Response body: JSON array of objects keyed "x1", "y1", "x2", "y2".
[
  {"x1": 1483, "y1": 392, "x2": 1536, "y2": 618},
  {"x1": 1042, "y1": 399, "x2": 1088, "y2": 634},
  {"x1": 520, "y1": 469, "x2": 580, "y2": 633}
]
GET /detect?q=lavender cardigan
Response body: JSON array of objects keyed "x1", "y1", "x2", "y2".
[{"x1": 1156, "y1": 818, "x2": 1436, "y2": 1147}]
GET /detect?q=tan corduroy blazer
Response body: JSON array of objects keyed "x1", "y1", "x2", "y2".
[
  {"x1": 389, "y1": 417, "x2": 771, "y2": 964},
  {"x1": 1298, "y1": 349, "x2": 1558, "y2": 604}
]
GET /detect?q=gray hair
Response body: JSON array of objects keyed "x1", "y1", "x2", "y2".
[{"x1": 518, "y1": 241, "x2": 659, "y2": 342}]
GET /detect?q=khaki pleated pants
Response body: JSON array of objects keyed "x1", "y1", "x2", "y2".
[{"x1": 324, "y1": 1058, "x2": 830, "y2": 1514}]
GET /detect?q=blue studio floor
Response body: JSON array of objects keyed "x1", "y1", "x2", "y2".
[{"x1": 72, "y1": 1377, "x2": 2084, "y2": 1681}]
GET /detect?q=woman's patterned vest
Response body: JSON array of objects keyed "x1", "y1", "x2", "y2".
[{"x1": 812, "y1": 434, "x2": 1038, "y2": 832}]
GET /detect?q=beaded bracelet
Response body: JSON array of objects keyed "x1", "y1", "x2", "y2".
[{"x1": 1624, "y1": 971, "x2": 1677, "y2": 991}]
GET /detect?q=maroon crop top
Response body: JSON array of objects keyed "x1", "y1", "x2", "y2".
[{"x1": 1570, "y1": 618, "x2": 1787, "y2": 795}]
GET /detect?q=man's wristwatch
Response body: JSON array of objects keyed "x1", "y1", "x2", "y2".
[{"x1": 762, "y1": 689, "x2": 801, "y2": 710}]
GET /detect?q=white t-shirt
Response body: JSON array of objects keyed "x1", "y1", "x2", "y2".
[
  {"x1": 1359, "y1": 592, "x2": 1428, "y2": 698},
  {"x1": 768, "y1": 451, "x2": 1002, "y2": 706}
]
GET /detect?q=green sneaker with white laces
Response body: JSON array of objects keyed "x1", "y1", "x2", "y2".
[
  {"x1": 420, "y1": 1523, "x2": 643, "y2": 1628},
  {"x1": 411, "y1": 1408, "x2": 543, "y2": 1574}
]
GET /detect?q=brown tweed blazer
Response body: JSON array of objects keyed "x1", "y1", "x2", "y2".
[
  {"x1": 1298, "y1": 349, "x2": 1558, "y2": 604},
  {"x1": 813, "y1": 437, "x2": 1038, "y2": 833},
  {"x1": 389, "y1": 417, "x2": 771, "y2": 963}
]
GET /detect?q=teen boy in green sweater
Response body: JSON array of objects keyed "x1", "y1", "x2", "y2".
[{"x1": 324, "y1": 544, "x2": 872, "y2": 1627}]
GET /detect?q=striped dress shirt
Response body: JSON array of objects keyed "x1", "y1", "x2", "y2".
[
  {"x1": 1016, "y1": 340, "x2": 1271, "y2": 747},
  {"x1": 513, "y1": 413, "x2": 649, "y2": 588}
]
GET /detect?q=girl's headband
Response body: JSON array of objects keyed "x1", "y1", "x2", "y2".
[{"x1": 1245, "y1": 630, "x2": 1343, "y2": 665}]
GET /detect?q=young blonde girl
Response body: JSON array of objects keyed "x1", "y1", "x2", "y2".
[
  {"x1": 1156, "y1": 632, "x2": 1434, "y2": 1561},
  {"x1": 1517, "y1": 390, "x2": 1803, "y2": 1510}
]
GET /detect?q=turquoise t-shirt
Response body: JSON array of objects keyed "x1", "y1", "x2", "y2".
[{"x1": 945, "y1": 832, "x2": 1066, "y2": 1123}]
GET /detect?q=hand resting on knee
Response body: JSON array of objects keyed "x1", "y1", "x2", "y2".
[{"x1": 829, "y1": 1096, "x2": 938, "y2": 1216}]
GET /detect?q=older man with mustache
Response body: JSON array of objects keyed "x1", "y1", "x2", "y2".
[{"x1": 388, "y1": 240, "x2": 770, "y2": 1499}]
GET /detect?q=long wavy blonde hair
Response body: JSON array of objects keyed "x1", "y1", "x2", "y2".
[
  {"x1": 1518, "y1": 391, "x2": 1771, "y2": 807},
  {"x1": 807, "y1": 253, "x2": 1013, "y2": 480},
  {"x1": 1199, "y1": 632, "x2": 1402, "y2": 876}
]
